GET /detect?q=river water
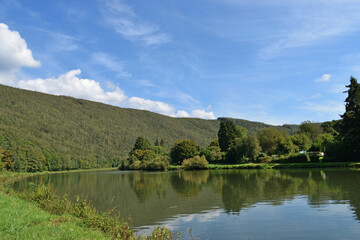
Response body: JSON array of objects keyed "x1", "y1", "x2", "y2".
[{"x1": 14, "y1": 168, "x2": 360, "y2": 239}]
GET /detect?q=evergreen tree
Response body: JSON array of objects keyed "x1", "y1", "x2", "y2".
[
  {"x1": 218, "y1": 121, "x2": 238, "y2": 152},
  {"x1": 132, "y1": 137, "x2": 151, "y2": 152},
  {"x1": 339, "y1": 76, "x2": 360, "y2": 159}
]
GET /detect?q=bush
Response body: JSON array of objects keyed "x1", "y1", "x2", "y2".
[
  {"x1": 182, "y1": 155, "x2": 209, "y2": 170},
  {"x1": 199, "y1": 146, "x2": 222, "y2": 163},
  {"x1": 170, "y1": 139, "x2": 199, "y2": 165},
  {"x1": 141, "y1": 226, "x2": 180, "y2": 240},
  {"x1": 257, "y1": 156, "x2": 272, "y2": 163},
  {"x1": 277, "y1": 154, "x2": 310, "y2": 163},
  {"x1": 140, "y1": 155, "x2": 170, "y2": 171}
]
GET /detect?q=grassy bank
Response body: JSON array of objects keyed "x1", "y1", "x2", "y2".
[
  {"x1": 206, "y1": 162, "x2": 360, "y2": 170},
  {"x1": 0, "y1": 192, "x2": 110, "y2": 240},
  {"x1": 0, "y1": 168, "x2": 179, "y2": 240}
]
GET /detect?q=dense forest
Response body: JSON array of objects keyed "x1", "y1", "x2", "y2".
[
  {"x1": 0, "y1": 84, "x2": 298, "y2": 172},
  {"x1": 121, "y1": 77, "x2": 359, "y2": 171}
]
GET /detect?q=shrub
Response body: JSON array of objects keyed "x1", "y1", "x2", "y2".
[
  {"x1": 170, "y1": 139, "x2": 199, "y2": 165},
  {"x1": 141, "y1": 226, "x2": 181, "y2": 240},
  {"x1": 182, "y1": 155, "x2": 209, "y2": 170},
  {"x1": 277, "y1": 154, "x2": 310, "y2": 163},
  {"x1": 257, "y1": 156, "x2": 272, "y2": 163},
  {"x1": 22, "y1": 183, "x2": 134, "y2": 239},
  {"x1": 140, "y1": 155, "x2": 170, "y2": 171}
]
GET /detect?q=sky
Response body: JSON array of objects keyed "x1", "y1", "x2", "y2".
[{"x1": 1, "y1": 0, "x2": 360, "y2": 125}]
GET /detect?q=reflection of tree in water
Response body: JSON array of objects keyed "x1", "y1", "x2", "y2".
[
  {"x1": 128, "y1": 172, "x2": 170, "y2": 203},
  {"x1": 206, "y1": 169, "x2": 360, "y2": 217},
  {"x1": 171, "y1": 170, "x2": 210, "y2": 197},
  {"x1": 320, "y1": 170, "x2": 360, "y2": 221}
]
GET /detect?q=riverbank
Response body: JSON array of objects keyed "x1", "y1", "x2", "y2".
[
  {"x1": 0, "y1": 191, "x2": 110, "y2": 240},
  {"x1": 206, "y1": 162, "x2": 360, "y2": 169},
  {"x1": 167, "y1": 162, "x2": 360, "y2": 170},
  {"x1": 0, "y1": 168, "x2": 178, "y2": 240}
]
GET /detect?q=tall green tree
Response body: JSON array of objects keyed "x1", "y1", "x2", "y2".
[
  {"x1": 339, "y1": 76, "x2": 360, "y2": 159},
  {"x1": 257, "y1": 128, "x2": 293, "y2": 156},
  {"x1": 170, "y1": 139, "x2": 199, "y2": 165},
  {"x1": 132, "y1": 137, "x2": 151, "y2": 152},
  {"x1": 291, "y1": 132, "x2": 312, "y2": 151},
  {"x1": 218, "y1": 121, "x2": 246, "y2": 152},
  {"x1": 299, "y1": 121, "x2": 323, "y2": 141}
]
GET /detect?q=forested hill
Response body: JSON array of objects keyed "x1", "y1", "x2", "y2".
[{"x1": 0, "y1": 84, "x2": 298, "y2": 171}]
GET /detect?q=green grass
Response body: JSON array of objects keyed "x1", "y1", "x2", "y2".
[
  {"x1": 0, "y1": 192, "x2": 110, "y2": 240},
  {"x1": 206, "y1": 162, "x2": 360, "y2": 169}
]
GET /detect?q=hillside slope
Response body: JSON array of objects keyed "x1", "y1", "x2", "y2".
[{"x1": 0, "y1": 84, "x2": 298, "y2": 171}]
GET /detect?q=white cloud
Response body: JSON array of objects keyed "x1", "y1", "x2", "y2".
[
  {"x1": 18, "y1": 69, "x2": 127, "y2": 104},
  {"x1": 1, "y1": 23, "x2": 213, "y2": 120},
  {"x1": 127, "y1": 96, "x2": 175, "y2": 115},
  {"x1": 0, "y1": 23, "x2": 40, "y2": 84},
  {"x1": 299, "y1": 101, "x2": 345, "y2": 115},
  {"x1": 315, "y1": 74, "x2": 331, "y2": 82},
  {"x1": 101, "y1": 0, "x2": 170, "y2": 45},
  {"x1": 174, "y1": 110, "x2": 190, "y2": 118},
  {"x1": 16, "y1": 69, "x2": 215, "y2": 119},
  {"x1": 190, "y1": 109, "x2": 216, "y2": 119},
  {"x1": 260, "y1": 1, "x2": 360, "y2": 57}
]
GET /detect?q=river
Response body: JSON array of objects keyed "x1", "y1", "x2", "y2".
[{"x1": 13, "y1": 168, "x2": 360, "y2": 239}]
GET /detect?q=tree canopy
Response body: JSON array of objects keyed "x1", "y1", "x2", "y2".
[
  {"x1": 339, "y1": 77, "x2": 360, "y2": 159},
  {"x1": 170, "y1": 139, "x2": 199, "y2": 165}
]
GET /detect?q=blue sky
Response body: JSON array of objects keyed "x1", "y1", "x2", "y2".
[{"x1": 1, "y1": 0, "x2": 360, "y2": 124}]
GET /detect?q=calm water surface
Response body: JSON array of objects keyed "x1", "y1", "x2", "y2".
[{"x1": 14, "y1": 169, "x2": 360, "y2": 239}]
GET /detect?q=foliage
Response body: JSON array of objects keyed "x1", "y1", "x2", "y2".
[
  {"x1": 338, "y1": 76, "x2": 360, "y2": 160},
  {"x1": 209, "y1": 138, "x2": 219, "y2": 147},
  {"x1": 131, "y1": 137, "x2": 151, "y2": 152},
  {"x1": 275, "y1": 153, "x2": 310, "y2": 163},
  {"x1": 0, "y1": 148, "x2": 14, "y2": 171},
  {"x1": 257, "y1": 128, "x2": 293, "y2": 156},
  {"x1": 241, "y1": 136, "x2": 261, "y2": 160},
  {"x1": 182, "y1": 155, "x2": 209, "y2": 170},
  {"x1": 199, "y1": 145, "x2": 223, "y2": 163},
  {"x1": 309, "y1": 133, "x2": 335, "y2": 152},
  {"x1": 321, "y1": 120, "x2": 340, "y2": 136},
  {"x1": 0, "y1": 192, "x2": 110, "y2": 240},
  {"x1": 291, "y1": 132, "x2": 312, "y2": 151},
  {"x1": 170, "y1": 139, "x2": 199, "y2": 165},
  {"x1": 299, "y1": 121, "x2": 323, "y2": 141},
  {"x1": 218, "y1": 117, "x2": 300, "y2": 135},
  {"x1": 121, "y1": 137, "x2": 170, "y2": 171},
  {"x1": 22, "y1": 183, "x2": 134, "y2": 239},
  {"x1": 226, "y1": 136, "x2": 261, "y2": 163},
  {"x1": 141, "y1": 226, "x2": 180, "y2": 240},
  {"x1": 139, "y1": 155, "x2": 169, "y2": 171},
  {"x1": 0, "y1": 84, "x2": 296, "y2": 173}
]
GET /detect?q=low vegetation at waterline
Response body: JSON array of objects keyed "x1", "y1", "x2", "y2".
[
  {"x1": 182, "y1": 156, "x2": 209, "y2": 170},
  {"x1": 0, "y1": 191, "x2": 111, "y2": 240},
  {"x1": 0, "y1": 178, "x2": 180, "y2": 240}
]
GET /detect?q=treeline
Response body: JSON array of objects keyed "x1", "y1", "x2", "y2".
[
  {"x1": 1, "y1": 76, "x2": 359, "y2": 173},
  {"x1": 0, "y1": 84, "x2": 298, "y2": 173},
  {"x1": 120, "y1": 76, "x2": 360, "y2": 170},
  {"x1": 120, "y1": 120, "x2": 337, "y2": 171}
]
